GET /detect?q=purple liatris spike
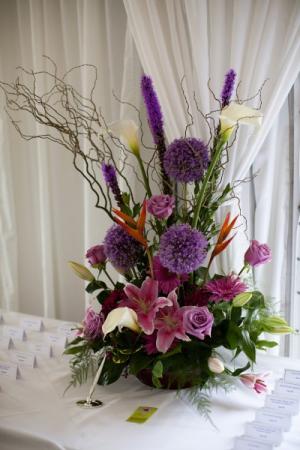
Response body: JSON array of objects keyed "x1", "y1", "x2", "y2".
[
  {"x1": 141, "y1": 74, "x2": 171, "y2": 194},
  {"x1": 221, "y1": 69, "x2": 237, "y2": 108},
  {"x1": 101, "y1": 162, "x2": 123, "y2": 207}
]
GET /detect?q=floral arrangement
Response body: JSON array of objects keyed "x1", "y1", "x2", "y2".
[
  {"x1": 65, "y1": 70, "x2": 292, "y2": 394},
  {"x1": 1, "y1": 62, "x2": 292, "y2": 399}
]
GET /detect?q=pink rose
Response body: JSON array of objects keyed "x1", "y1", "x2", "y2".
[
  {"x1": 82, "y1": 307, "x2": 104, "y2": 340},
  {"x1": 244, "y1": 240, "x2": 271, "y2": 267},
  {"x1": 147, "y1": 195, "x2": 175, "y2": 220},
  {"x1": 86, "y1": 244, "x2": 107, "y2": 266}
]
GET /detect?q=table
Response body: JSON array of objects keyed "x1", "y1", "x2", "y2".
[{"x1": 0, "y1": 311, "x2": 300, "y2": 450}]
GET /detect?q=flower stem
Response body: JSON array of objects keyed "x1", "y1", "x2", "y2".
[
  {"x1": 192, "y1": 139, "x2": 224, "y2": 228},
  {"x1": 103, "y1": 268, "x2": 115, "y2": 287},
  {"x1": 135, "y1": 154, "x2": 152, "y2": 198},
  {"x1": 146, "y1": 247, "x2": 154, "y2": 279}
]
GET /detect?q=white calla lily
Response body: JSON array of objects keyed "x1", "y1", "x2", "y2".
[
  {"x1": 220, "y1": 103, "x2": 263, "y2": 142},
  {"x1": 102, "y1": 307, "x2": 140, "y2": 336},
  {"x1": 107, "y1": 120, "x2": 140, "y2": 156}
]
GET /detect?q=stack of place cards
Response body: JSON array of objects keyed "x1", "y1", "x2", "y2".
[{"x1": 234, "y1": 369, "x2": 300, "y2": 449}]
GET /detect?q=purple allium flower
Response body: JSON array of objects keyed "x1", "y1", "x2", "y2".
[
  {"x1": 164, "y1": 138, "x2": 209, "y2": 183},
  {"x1": 147, "y1": 194, "x2": 175, "y2": 220},
  {"x1": 153, "y1": 256, "x2": 188, "y2": 294},
  {"x1": 104, "y1": 225, "x2": 142, "y2": 272},
  {"x1": 159, "y1": 224, "x2": 208, "y2": 274},
  {"x1": 141, "y1": 75, "x2": 164, "y2": 145},
  {"x1": 182, "y1": 306, "x2": 214, "y2": 340},
  {"x1": 101, "y1": 163, "x2": 123, "y2": 208},
  {"x1": 82, "y1": 306, "x2": 104, "y2": 340},
  {"x1": 204, "y1": 274, "x2": 247, "y2": 303},
  {"x1": 244, "y1": 240, "x2": 272, "y2": 267},
  {"x1": 86, "y1": 244, "x2": 106, "y2": 266},
  {"x1": 221, "y1": 69, "x2": 237, "y2": 108}
]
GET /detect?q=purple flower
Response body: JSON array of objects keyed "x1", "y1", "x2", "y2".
[
  {"x1": 159, "y1": 224, "x2": 208, "y2": 274},
  {"x1": 182, "y1": 306, "x2": 214, "y2": 340},
  {"x1": 143, "y1": 331, "x2": 159, "y2": 355},
  {"x1": 153, "y1": 256, "x2": 188, "y2": 294},
  {"x1": 141, "y1": 75, "x2": 164, "y2": 145},
  {"x1": 164, "y1": 138, "x2": 209, "y2": 183},
  {"x1": 147, "y1": 195, "x2": 175, "y2": 220},
  {"x1": 86, "y1": 245, "x2": 106, "y2": 266},
  {"x1": 104, "y1": 225, "x2": 142, "y2": 272},
  {"x1": 221, "y1": 69, "x2": 237, "y2": 107},
  {"x1": 244, "y1": 240, "x2": 272, "y2": 267},
  {"x1": 82, "y1": 307, "x2": 104, "y2": 340},
  {"x1": 205, "y1": 275, "x2": 247, "y2": 303},
  {"x1": 101, "y1": 163, "x2": 123, "y2": 208}
]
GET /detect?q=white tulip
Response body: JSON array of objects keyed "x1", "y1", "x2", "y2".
[
  {"x1": 220, "y1": 103, "x2": 263, "y2": 142},
  {"x1": 208, "y1": 357, "x2": 225, "y2": 374},
  {"x1": 102, "y1": 307, "x2": 140, "y2": 336}
]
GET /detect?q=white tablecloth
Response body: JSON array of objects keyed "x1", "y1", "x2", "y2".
[{"x1": 0, "y1": 311, "x2": 300, "y2": 450}]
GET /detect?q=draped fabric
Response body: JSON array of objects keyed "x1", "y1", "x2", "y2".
[{"x1": 0, "y1": 0, "x2": 142, "y2": 321}]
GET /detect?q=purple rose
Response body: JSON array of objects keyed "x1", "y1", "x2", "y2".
[
  {"x1": 244, "y1": 240, "x2": 271, "y2": 267},
  {"x1": 82, "y1": 307, "x2": 104, "y2": 340},
  {"x1": 183, "y1": 306, "x2": 213, "y2": 340},
  {"x1": 86, "y1": 245, "x2": 107, "y2": 266},
  {"x1": 147, "y1": 195, "x2": 175, "y2": 220}
]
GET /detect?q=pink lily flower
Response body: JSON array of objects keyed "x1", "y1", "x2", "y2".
[
  {"x1": 123, "y1": 277, "x2": 172, "y2": 335},
  {"x1": 155, "y1": 290, "x2": 190, "y2": 353},
  {"x1": 240, "y1": 373, "x2": 269, "y2": 394}
]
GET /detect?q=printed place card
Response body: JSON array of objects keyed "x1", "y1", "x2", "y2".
[
  {"x1": 29, "y1": 342, "x2": 53, "y2": 357},
  {"x1": 234, "y1": 437, "x2": 273, "y2": 450},
  {"x1": 0, "y1": 361, "x2": 20, "y2": 379},
  {"x1": 10, "y1": 351, "x2": 37, "y2": 368},
  {"x1": 20, "y1": 317, "x2": 44, "y2": 332},
  {"x1": 0, "y1": 336, "x2": 14, "y2": 350},
  {"x1": 284, "y1": 369, "x2": 300, "y2": 386},
  {"x1": 265, "y1": 394, "x2": 299, "y2": 415},
  {"x1": 126, "y1": 406, "x2": 158, "y2": 424},
  {"x1": 245, "y1": 422, "x2": 282, "y2": 446},
  {"x1": 274, "y1": 379, "x2": 300, "y2": 398},
  {"x1": 256, "y1": 408, "x2": 291, "y2": 431},
  {"x1": 3, "y1": 326, "x2": 26, "y2": 341},
  {"x1": 46, "y1": 333, "x2": 67, "y2": 348}
]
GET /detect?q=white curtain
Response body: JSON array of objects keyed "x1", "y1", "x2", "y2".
[
  {"x1": 0, "y1": 0, "x2": 142, "y2": 321},
  {"x1": 124, "y1": 0, "x2": 300, "y2": 300}
]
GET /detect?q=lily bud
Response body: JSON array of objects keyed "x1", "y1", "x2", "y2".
[
  {"x1": 68, "y1": 261, "x2": 94, "y2": 282},
  {"x1": 208, "y1": 357, "x2": 225, "y2": 374}
]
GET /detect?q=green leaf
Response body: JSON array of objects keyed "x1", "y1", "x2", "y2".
[
  {"x1": 232, "y1": 292, "x2": 252, "y2": 307},
  {"x1": 64, "y1": 344, "x2": 86, "y2": 355},
  {"x1": 159, "y1": 345, "x2": 182, "y2": 360},
  {"x1": 152, "y1": 361, "x2": 163, "y2": 378},
  {"x1": 98, "y1": 359, "x2": 126, "y2": 385},
  {"x1": 256, "y1": 340, "x2": 278, "y2": 349},
  {"x1": 241, "y1": 329, "x2": 256, "y2": 362},
  {"x1": 97, "y1": 289, "x2": 111, "y2": 303},
  {"x1": 85, "y1": 280, "x2": 107, "y2": 293},
  {"x1": 129, "y1": 353, "x2": 154, "y2": 375},
  {"x1": 231, "y1": 362, "x2": 251, "y2": 377},
  {"x1": 244, "y1": 291, "x2": 265, "y2": 309},
  {"x1": 226, "y1": 322, "x2": 242, "y2": 349}
]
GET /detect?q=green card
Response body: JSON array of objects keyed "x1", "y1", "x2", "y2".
[{"x1": 126, "y1": 406, "x2": 158, "y2": 424}]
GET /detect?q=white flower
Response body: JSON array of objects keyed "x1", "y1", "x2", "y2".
[
  {"x1": 105, "y1": 120, "x2": 140, "y2": 156},
  {"x1": 102, "y1": 307, "x2": 140, "y2": 335},
  {"x1": 220, "y1": 103, "x2": 263, "y2": 142},
  {"x1": 208, "y1": 357, "x2": 225, "y2": 374}
]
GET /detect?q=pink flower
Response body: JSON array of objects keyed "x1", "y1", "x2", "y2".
[
  {"x1": 123, "y1": 277, "x2": 172, "y2": 334},
  {"x1": 82, "y1": 306, "x2": 104, "y2": 340},
  {"x1": 147, "y1": 194, "x2": 175, "y2": 220},
  {"x1": 184, "y1": 287, "x2": 211, "y2": 306},
  {"x1": 86, "y1": 245, "x2": 107, "y2": 266},
  {"x1": 153, "y1": 256, "x2": 188, "y2": 294},
  {"x1": 240, "y1": 373, "x2": 269, "y2": 394},
  {"x1": 244, "y1": 240, "x2": 272, "y2": 267},
  {"x1": 155, "y1": 290, "x2": 190, "y2": 353},
  {"x1": 182, "y1": 306, "x2": 213, "y2": 340},
  {"x1": 144, "y1": 331, "x2": 158, "y2": 355},
  {"x1": 204, "y1": 274, "x2": 247, "y2": 303}
]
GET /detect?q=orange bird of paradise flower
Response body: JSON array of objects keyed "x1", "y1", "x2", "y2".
[
  {"x1": 207, "y1": 213, "x2": 238, "y2": 270},
  {"x1": 112, "y1": 201, "x2": 148, "y2": 248}
]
